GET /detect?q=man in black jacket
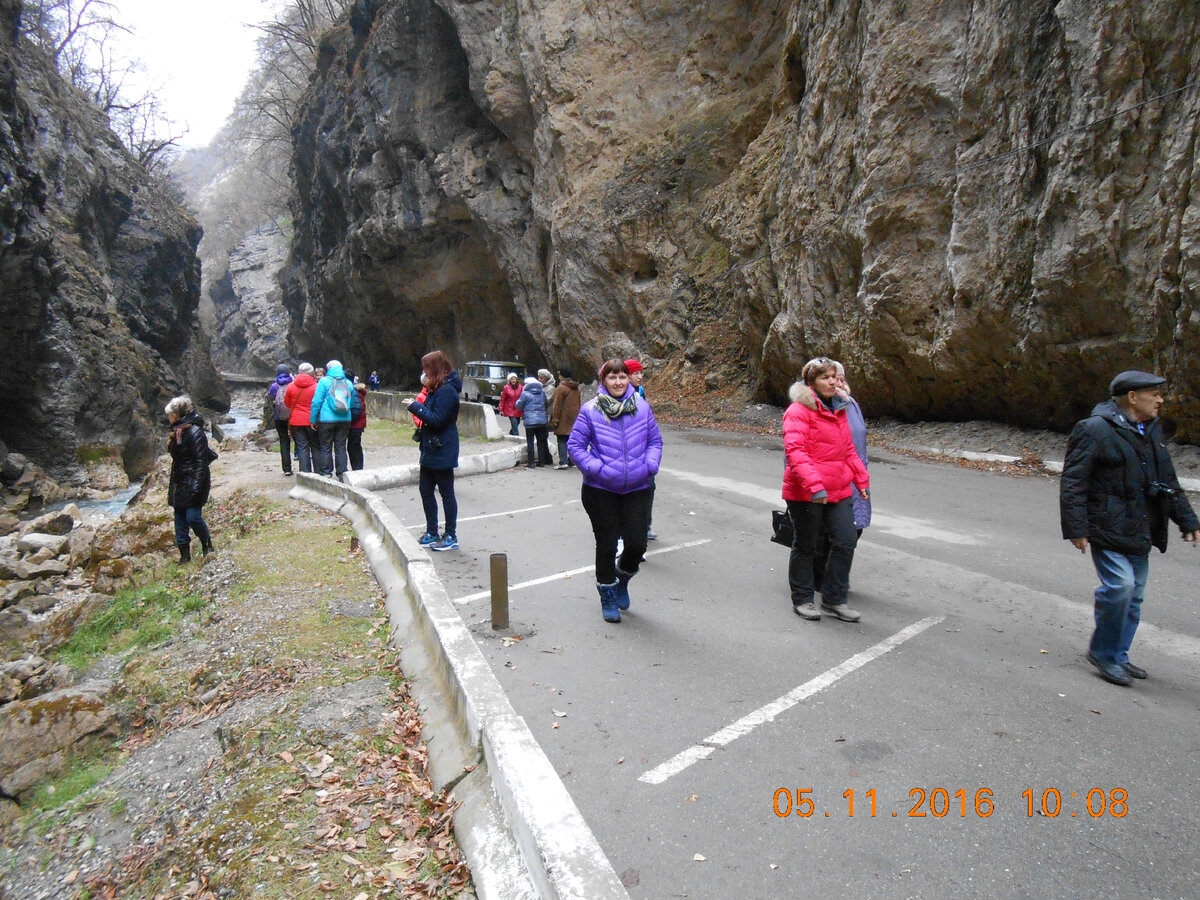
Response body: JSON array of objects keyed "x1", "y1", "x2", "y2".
[{"x1": 1060, "y1": 370, "x2": 1200, "y2": 685}]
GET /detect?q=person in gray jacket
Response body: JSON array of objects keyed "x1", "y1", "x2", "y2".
[{"x1": 516, "y1": 375, "x2": 553, "y2": 468}]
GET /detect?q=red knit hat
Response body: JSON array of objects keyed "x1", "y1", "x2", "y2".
[{"x1": 624, "y1": 359, "x2": 643, "y2": 374}]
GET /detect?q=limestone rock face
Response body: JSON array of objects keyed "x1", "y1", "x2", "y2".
[
  {"x1": 287, "y1": 0, "x2": 1200, "y2": 436},
  {"x1": 0, "y1": 681, "x2": 116, "y2": 799},
  {"x1": 209, "y1": 224, "x2": 291, "y2": 373},
  {"x1": 0, "y1": 0, "x2": 229, "y2": 484}
]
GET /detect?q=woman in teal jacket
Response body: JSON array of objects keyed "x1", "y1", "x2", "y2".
[{"x1": 309, "y1": 360, "x2": 354, "y2": 478}]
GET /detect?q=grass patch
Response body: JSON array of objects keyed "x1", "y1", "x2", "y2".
[
  {"x1": 29, "y1": 759, "x2": 114, "y2": 814},
  {"x1": 363, "y1": 418, "x2": 416, "y2": 447},
  {"x1": 53, "y1": 584, "x2": 208, "y2": 671},
  {"x1": 76, "y1": 443, "x2": 120, "y2": 465}
]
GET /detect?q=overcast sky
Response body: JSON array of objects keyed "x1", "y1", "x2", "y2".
[{"x1": 112, "y1": 0, "x2": 279, "y2": 147}]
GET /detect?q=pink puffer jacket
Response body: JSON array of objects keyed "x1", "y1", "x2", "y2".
[{"x1": 782, "y1": 381, "x2": 869, "y2": 503}]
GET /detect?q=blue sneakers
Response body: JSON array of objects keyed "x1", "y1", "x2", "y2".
[
  {"x1": 418, "y1": 531, "x2": 439, "y2": 545},
  {"x1": 431, "y1": 534, "x2": 458, "y2": 551}
]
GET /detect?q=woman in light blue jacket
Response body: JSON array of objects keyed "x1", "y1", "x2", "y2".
[
  {"x1": 516, "y1": 375, "x2": 553, "y2": 468},
  {"x1": 309, "y1": 360, "x2": 354, "y2": 479}
]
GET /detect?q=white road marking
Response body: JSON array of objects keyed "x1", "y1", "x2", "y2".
[
  {"x1": 659, "y1": 467, "x2": 980, "y2": 545},
  {"x1": 451, "y1": 539, "x2": 712, "y2": 605},
  {"x1": 407, "y1": 500, "x2": 580, "y2": 529},
  {"x1": 638, "y1": 616, "x2": 946, "y2": 785}
]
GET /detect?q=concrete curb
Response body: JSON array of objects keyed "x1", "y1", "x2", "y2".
[
  {"x1": 896, "y1": 445, "x2": 1200, "y2": 494},
  {"x1": 290, "y1": 450, "x2": 628, "y2": 900}
]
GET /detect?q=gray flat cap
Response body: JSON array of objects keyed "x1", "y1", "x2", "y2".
[{"x1": 1109, "y1": 370, "x2": 1166, "y2": 395}]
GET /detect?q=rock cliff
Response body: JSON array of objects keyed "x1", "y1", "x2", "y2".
[
  {"x1": 286, "y1": 0, "x2": 1200, "y2": 437},
  {"x1": 0, "y1": 0, "x2": 228, "y2": 485},
  {"x1": 207, "y1": 224, "x2": 290, "y2": 372}
]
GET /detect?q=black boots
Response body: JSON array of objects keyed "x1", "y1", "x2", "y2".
[
  {"x1": 179, "y1": 543, "x2": 192, "y2": 563},
  {"x1": 201, "y1": 539, "x2": 214, "y2": 556}
]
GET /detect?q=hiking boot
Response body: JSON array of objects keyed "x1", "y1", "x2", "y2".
[
  {"x1": 201, "y1": 539, "x2": 214, "y2": 556},
  {"x1": 615, "y1": 567, "x2": 634, "y2": 610},
  {"x1": 178, "y1": 543, "x2": 192, "y2": 564},
  {"x1": 598, "y1": 581, "x2": 621, "y2": 623},
  {"x1": 418, "y1": 531, "x2": 440, "y2": 546},
  {"x1": 793, "y1": 602, "x2": 820, "y2": 621},
  {"x1": 821, "y1": 603, "x2": 861, "y2": 622},
  {"x1": 431, "y1": 534, "x2": 458, "y2": 551}
]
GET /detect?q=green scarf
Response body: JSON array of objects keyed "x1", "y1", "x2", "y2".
[{"x1": 596, "y1": 392, "x2": 638, "y2": 420}]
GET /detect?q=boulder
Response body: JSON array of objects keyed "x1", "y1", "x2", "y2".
[
  {"x1": 19, "y1": 593, "x2": 59, "y2": 615},
  {"x1": 0, "y1": 655, "x2": 71, "y2": 702},
  {"x1": 0, "y1": 681, "x2": 116, "y2": 799},
  {"x1": 0, "y1": 607, "x2": 35, "y2": 653},
  {"x1": 15, "y1": 558, "x2": 69, "y2": 580},
  {"x1": 0, "y1": 513, "x2": 17, "y2": 536},
  {"x1": 20, "y1": 510, "x2": 75, "y2": 537},
  {"x1": 1, "y1": 453, "x2": 28, "y2": 484},
  {"x1": 67, "y1": 524, "x2": 97, "y2": 569},
  {"x1": 0, "y1": 552, "x2": 19, "y2": 579},
  {"x1": 0, "y1": 581, "x2": 37, "y2": 609},
  {"x1": 26, "y1": 546, "x2": 56, "y2": 564},
  {"x1": 17, "y1": 532, "x2": 70, "y2": 556}
]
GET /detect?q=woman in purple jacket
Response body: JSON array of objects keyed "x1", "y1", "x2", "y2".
[{"x1": 567, "y1": 359, "x2": 664, "y2": 623}]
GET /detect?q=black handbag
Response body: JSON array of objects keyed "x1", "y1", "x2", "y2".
[{"x1": 770, "y1": 509, "x2": 794, "y2": 547}]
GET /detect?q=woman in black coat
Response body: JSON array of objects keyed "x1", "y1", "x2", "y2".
[{"x1": 166, "y1": 395, "x2": 216, "y2": 562}]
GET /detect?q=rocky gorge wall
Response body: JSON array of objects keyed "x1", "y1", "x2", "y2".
[
  {"x1": 207, "y1": 224, "x2": 290, "y2": 373},
  {"x1": 286, "y1": 0, "x2": 1200, "y2": 437},
  {"x1": 0, "y1": 0, "x2": 227, "y2": 486}
]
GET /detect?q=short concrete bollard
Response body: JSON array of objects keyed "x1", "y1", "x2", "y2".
[{"x1": 490, "y1": 552, "x2": 509, "y2": 630}]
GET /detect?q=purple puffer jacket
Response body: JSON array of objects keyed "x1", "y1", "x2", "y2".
[{"x1": 567, "y1": 385, "x2": 663, "y2": 494}]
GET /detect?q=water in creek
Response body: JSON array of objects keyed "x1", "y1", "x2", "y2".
[{"x1": 56, "y1": 396, "x2": 262, "y2": 517}]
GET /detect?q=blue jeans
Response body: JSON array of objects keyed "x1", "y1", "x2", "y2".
[
  {"x1": 508, "y1": 416, "x2": 521, "y2": 435},
  {"x1": 1088, "y1": 547, "x2": 1149, "y2": 665},
  {"x1": 173, "y1": 507, "x2": 210, "y2": 548},
  {"x1": 292, "y1": 425, "x2": 315, "y2": 473}
]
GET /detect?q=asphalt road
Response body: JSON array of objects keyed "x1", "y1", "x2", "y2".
[{"x1": 378, "y1": 427, "x2": 1200, "y2": 899}]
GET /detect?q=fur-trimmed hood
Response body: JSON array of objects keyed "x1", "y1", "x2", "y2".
[{"x1": 788, "y1": 381, "x2": 851, "y2": 412}]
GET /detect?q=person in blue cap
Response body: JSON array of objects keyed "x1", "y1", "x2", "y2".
[{"x1": 1060, "y1": 369, "x2": 1199, "y2": 685}]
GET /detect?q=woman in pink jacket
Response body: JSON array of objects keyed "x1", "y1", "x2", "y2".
[
  {"x1": 783, "y1": 357, "x2": 870, "y2": 623},
  {"x1": 498, "y1": 373, "x2": 523, "y2": 435},
  {"x1": 284, "y1": 363, "x2": 319, "y2": 473}
]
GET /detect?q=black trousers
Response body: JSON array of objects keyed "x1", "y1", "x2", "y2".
[
  {"x1": 526, "y1": 425, "x2": 553, "y2": 466},
  {"x1": 786, "y1": 497, "x2": 858, "y2": 607},
  {"x1": 274, "y1": 419, "x2": 292, "y2": 473},
  {"x1": 581, "y1": 484, "x2": 651, "y2": 584},
  {"x1": 348, "y1": 428, "x2": 364, "y2": 470}
]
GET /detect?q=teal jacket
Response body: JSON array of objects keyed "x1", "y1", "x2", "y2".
[{"x1": 310, "y1": 363, "x2": 354, "y2": 425}]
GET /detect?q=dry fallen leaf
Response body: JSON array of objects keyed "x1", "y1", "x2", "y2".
[
  {"x1": 1091, "y1": 709, "x2": 1102, "y2": 715},
  {"x1": 685, "y1": 794, "x2": 699, "y2": 802},
  {"x1": 552, "y1": 709, "x2": 567, "y2": 717},
  {"x1": 279, "y1": 750, "x2": 293, "y2": 763}
]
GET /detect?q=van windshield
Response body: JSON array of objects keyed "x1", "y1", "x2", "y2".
[{"x1": 485, "y1": 366, "x2": 507, "y2": 379}]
